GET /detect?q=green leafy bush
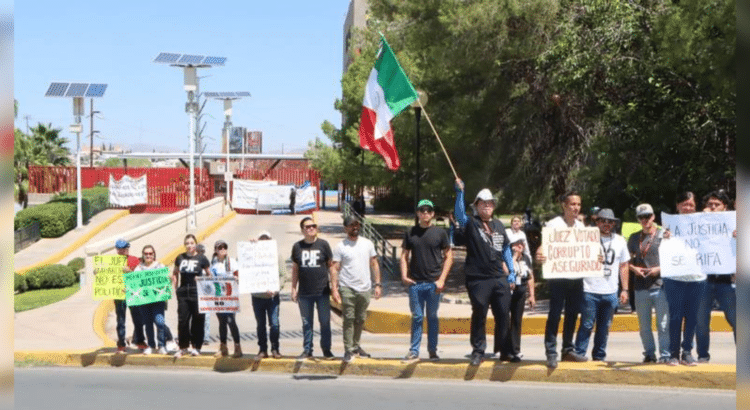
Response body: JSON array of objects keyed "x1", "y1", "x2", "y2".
[
  {"x1": 14, "y1": 202, "x2": 76, "y2": 237},
  {"x1": 67, "y1": 257, "x2": 85, "y2": 282},
  {"x1": 14, "y1": 273, "x2": 28, "y2": 293},
  {"x1": 24, "y1": 264, "x2": 77, "y2": 290}
]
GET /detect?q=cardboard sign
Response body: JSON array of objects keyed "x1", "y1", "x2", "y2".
[
  {"x1": 660, "y1": 211, "x2": 736, "y2": 275},
  {"x1": 541, "y1": 227, "x2": 603, "y2": 279},
  {"x1": 92, "y1": 255, "x2": 126, "y2": 300},
  {"x1": 237, "y1": 240, "x2": 280, "y2": 294},
  {"x1": 197, "y1": 276, "x2": 240, "y2": 313},
  {"x1": 123, "y1": 267, "x2": 172, "y2": 306}
]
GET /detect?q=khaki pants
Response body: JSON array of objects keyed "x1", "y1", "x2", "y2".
[{"x1": 340, "y1": 286, "x2": 371, "y2": 353}]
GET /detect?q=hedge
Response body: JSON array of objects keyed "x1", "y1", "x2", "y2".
[
  {"x1": 14, "y1": 187, "x2": 110, "y2": 238},
  {"x1": 67, "y1": 257, "x2": 85, "y2": 273},
  {"x1": 24, "y1": 264, "x2": 77, "y2": 290},
  {"x1": 14, "y1": 273, "x2": 28, "y2": 293}
]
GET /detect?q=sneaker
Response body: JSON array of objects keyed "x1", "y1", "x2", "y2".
[
  {"x1": 402, "y1": 352, "x2": 419, "y2": 363},
  {"x1": 166, "y1": 341, "x2": 178, "y2": 352},
  {"x1": 136, "y1": 343, "x2": 148, "y2": 350},
  {"x1": 322, "y1": 350, "x2": 335, "y2": 360},
  {"x1": 271, "y1": 349, "x2": 282, "y2": 359},
  {"x1": 546, "y1": 355, "x2": 558, "y2": 369},
  {"x1": 256, "y1": 350, "x2": 268, "y2": 359},
  {"x1": 298, "y1": 351, "x2": 313, "y2": 360},
  {"x1": 499, "y1": 354, "x2": 513, "y2": 362},
  {"x1": 643, "y1": 355, "x2": 657, "y2": 363},
  {"x1": 189, "y1": 348, "x2": 200, "y2": 357},
  {"x1": 116, "y1": 346, "x2": 126, "y2": 354},
  {"x1": 428, "y1": 351, "x2": 439, "y2": 361},
  {"x1": 174, "y1": 349, "x2": 186, "y2": 358},
  {"x1": 667, "y1": 358, "x2": 679, "y2": 366},
  {"x1": 562, "y1": 351, "x2": 588, "y2": 362},
  {"x1": 657, "y1": 357, "x2": 671, "y2": 364},
  {"x1": 470, "y1": 353, "x2": 483, "y2": 366},
  {"x1": 142, "y1": 347, "x2": 153, "y2": 355},
  {"x1": 343, "y1": 351, "x2": 355, "y2": 363},
  {"x1": 680, "y1": 352, "x2": 697, "y2": 366},
  {"x1": 353, "y1": 347, "x2": 371, "y2": 358},
  {"x1": 697, "y1": 357, "x2": 710, "y2": 364},
  {"x1": 157, "y1": 347, "x2": 168, "y2": 355},
  {"x1": 510, "y1": 355, "x2": 522, "y2": 363}
]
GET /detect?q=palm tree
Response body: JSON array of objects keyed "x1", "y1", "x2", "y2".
[{"x1": 29, "y1": 123, "x2": 71, "y2": 166}]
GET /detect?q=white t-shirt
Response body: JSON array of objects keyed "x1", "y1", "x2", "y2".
[
  {"x1": 584, "y1": 233, "x2": 630, "y2": 294},
  {"x1": 210, "y1": 257, "x2": 238, "y2": 277},
  {"x1": 545, "y1": 215, "x2": 584, "y2": 229},
  {"x1": 333, "y1": 236, "x2": 377, "y2": 292}
]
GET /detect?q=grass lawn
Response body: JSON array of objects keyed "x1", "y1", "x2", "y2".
[{"x1": 14, "y1": 285, "x2": 80, "y2": 312}]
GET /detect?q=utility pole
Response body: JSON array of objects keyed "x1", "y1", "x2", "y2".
[
  {"x1": 89, "y1": 98, "x2": 100, "y2": 167},
  {"x1": 23, "y1": 115, "x2": 31, "y2": 134}
]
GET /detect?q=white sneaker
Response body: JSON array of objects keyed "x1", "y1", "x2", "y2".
[
  {"x1": 174, "y1": 349, "x2": 185, "y2": 358},
  {"x1": 189, "y1": 348, "x2": 200, "y2": 357},
  {"x1": 166, "y1": 341, "x2": 178, "y2": 352},
  {"x1": 142, "y1": 347, "x2": 153, "y2": 355},
  {"x1": 157, "y1": 347, "x2": 168, "y2": 355}
]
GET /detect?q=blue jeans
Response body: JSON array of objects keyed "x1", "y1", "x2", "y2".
[
  {"x1": 634, "y1": 287, "x2": 670, "y2": 360},
  {"x1": 663, "y1": 279, "x2": 706, "y2": 358},
  {"x1": 298, "y1": 294, "x2": 332, "y2": 353},
  {"x1": 408, "y1": 282, "x2": 441, "y2": 356},
  {"x1": 141, "y1": 302, "x2": 166, "y2": 349},
  {"x1": 574, "y1": 292, "x2": 618, "y2": 360},
  {"x1": 544, "y1": 279, "x2": 583, "y2": 358},
  {"x1": 114, "y1": 300, "x2": 127, "y2": 348},
  {"x1": 252, "y1": 295, "x2": 280, "y2": 352},
  {"x1": 696, "y1": 280, "x2": 736, "y2": 360}
]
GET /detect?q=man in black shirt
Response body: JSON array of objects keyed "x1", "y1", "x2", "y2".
[
  {"x1": 291, "y1": 217, "x2": 335, "y2": 360},
  {"x1": 401, "y1": 199, "x2": 453, "y2": 362}
]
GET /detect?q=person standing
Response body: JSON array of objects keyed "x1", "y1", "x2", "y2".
[
  {"x1": 172, "y1": 234, "x2": 211, "y2": 358},
  {"x1": 251, "y1": 231, "x2": 287, "y2": 359},
  {"x1": 572, "y1": 209, "x2": 630, "y2": 362},
  {"x1": 133, "y1": 245, "x2": 168, "y2": 355},
  {"x1": 196, "y1": 243, "x2": 211, "y2": 347},
  {"x1": 453, "y1": 179, "x2": 515, "y2": 367},
  {"x1": 330, "y1": 216, "x2": 382, "y2": 363},
  {"x1": 291, "y1": 217, "x2": 335, "y2": 360},
  {"x1": 500, "y1": 238, "x2": 535, "y2": 362},
  {"x1": 106, "y1": 239, "x2": 141, "y2": 353},
  {"x1": 210, "y1": 240, "x2": 242, "y2": 358},
  {"x1": 505, "y1": 215, "x2": 531, "y2": 262},
  {"x1": 696, "y1": 190, "x2": 736, "y2": 363},
  {"x1": 401, "y1": 199, "x2": 453, "y2": 362},
  {"x1": 628, "y1": 203, "x2": 670, "y2": 363},
  {"x1": 535, "y1": 191, "x2": 586, "y2": 369}
]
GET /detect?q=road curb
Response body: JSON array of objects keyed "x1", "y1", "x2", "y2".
[
  {"x1": 16, "y1": 210, "x2": 130, "y2": 275},
  {"x1": 14, "y1": 350, "x2": 735, "y2": 390}
]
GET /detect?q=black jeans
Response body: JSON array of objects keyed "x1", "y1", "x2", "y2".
[
  {"x1": 129, "y1": 305, "x2": 145, "y2": 345},
  {"x1": 544, "y1": 279, "x2": 583, "y2": 358},
  {"x1": 217, "y1": 313, "x2": 241, "y2": 344},
  {"x1": 114, "y1": 300, "x2": 127, "y2": 348},
  {"x1": 466, "y1": 277, "x2": 511, "y2": 356},
  {"x1": 498, "y1": 283, "x2": 528, "y2": 356},
  {"x1": 177, "y1": 295, "x2": 205, "y2": 350}
]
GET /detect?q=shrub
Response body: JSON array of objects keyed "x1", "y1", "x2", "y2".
[
  {"x1": 24, "y1": 265, "x2": 77, "y2": 290},
  {"x1": 67, "y1": 258, "x2": 85, "y2": 282},
  {"x1": 14, "y1": 202, "x2": 76, "y2": 237},
  {"x1": 14, "y1": 273, "x2": 27, "y2": 293}
]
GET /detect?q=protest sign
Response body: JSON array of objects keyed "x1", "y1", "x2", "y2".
[
  {"x1": 109, "y1": 174, "x2": 148, "y2": 206},
  {"x1": 123, "y1": 267, "x2": 172, "y2": 307},
  {"x1": 197, "y1": 276, "x2": 240, "y2": 313},
  {"x1": 541, "y1": 227, "x2": 603, "y2": 279},
  {"x1": 232, "y1": 180, "x2": 276, "y2": 210},
  {"x1": 237, "y1": 240, "x2": 280, "y2": 294},
  {"x1": 92, "y1": 255, "x2": 126, "y2": 300},
  {"x1": 660, "y1": 211, "x2": 736, "y2": 276}
]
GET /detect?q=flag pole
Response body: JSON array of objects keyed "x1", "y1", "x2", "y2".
[{"x1": 416, "y1": 98, "x2": 459, "y2": 179}]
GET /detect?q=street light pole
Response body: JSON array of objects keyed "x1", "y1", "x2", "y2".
[{"x1": 73, "y1": 97, "x2": 84, "y2": 229}]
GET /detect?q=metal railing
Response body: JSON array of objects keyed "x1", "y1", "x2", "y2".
[
  {"x1": 14, "y1": 221, "x2": 40, "y2": 253},
  {"x1": 342, "y1": 202, "x2": 399, "y2": 280}
]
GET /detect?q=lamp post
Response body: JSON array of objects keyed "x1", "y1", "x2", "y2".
[{"x1": 410, "y1": 90, "x2": 427, "y2": 224}]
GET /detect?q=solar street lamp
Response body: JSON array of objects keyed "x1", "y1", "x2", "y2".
[
  {"x1": 45, "y1": 82, "x2": 108, "y2": 230},
  {"x1": 154, "y1": 53, "x2": 226, "y2": 230}
]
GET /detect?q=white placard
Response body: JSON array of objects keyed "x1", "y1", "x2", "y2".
[
  {"x1": 660, "y1": 211, "x2": 736, "y2": 275},
  {"x1": 237, "y1": 240, "x2": 280, "y2": 294},
  {"x1": 232, "y1": 179, "x2": 276, "y2": 210},
  {"x1": 541, "y1": 227, "x2": 603, "y2": 279},
  {"x1": 196, "y1": 276, "x2": 240, "y2": 313},
  {"x1": 658, "y1": 238, "x2": 702, "y2": 278},
  {"x1": 108, "y1": 174, "x2": 148, "y2": 206}
]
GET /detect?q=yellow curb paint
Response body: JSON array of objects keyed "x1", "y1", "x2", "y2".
[
  {"x1": 13, "y1": 351, "x2": 735, "y2": 390},
  {"x1": 92, "y1": 211, "x2": 237, "y2": 346},
  {"x1": 17, "y1": 210, "x2": 130, "y2": 275}
]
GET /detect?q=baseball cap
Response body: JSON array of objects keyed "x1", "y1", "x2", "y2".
[
  {"x1": 635, "y1": 203, "x2": 654, "y2": 217},
  {"x1": 214, "y1": 239, "x2": 228, "y2": 249},
  {"x1": 474, "y1": 188, "x2": 495, "y2": 204},
  {"x1": 115, "y1": 239, "x2": 130, "y2": 249},
  {"x1": 417, "y1": 199, "x2": 434, "y2": 209}
]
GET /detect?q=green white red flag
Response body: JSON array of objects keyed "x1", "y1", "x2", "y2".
[{"x1": 358, "y1": 38, "x2": 418, "y2": 171}]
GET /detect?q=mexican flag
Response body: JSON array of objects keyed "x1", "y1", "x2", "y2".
[{"x1": 359, "y1": 38, "x2": 418, "y2": 171}]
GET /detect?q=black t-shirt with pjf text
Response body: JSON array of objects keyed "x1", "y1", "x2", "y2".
[
  {"x1": 175, "y1": 252, "x2": 210, "y2": 297},
  {"x1": 291, "y1": 238, "x2": 333, "y2": 297},
  {"x1": 402, "y1": 225, "x2": 450, "y2": 282}
]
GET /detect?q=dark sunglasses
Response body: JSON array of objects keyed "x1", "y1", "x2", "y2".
[
  {"x1": 417, "y1": 207, "x2": 434, "y2": 213},
  {"x1": 143, "y1": 252, "x2": 155, "y2": 256},
  {"x1": 637, "y1": 214, "x2": 653, "y2": 220},
  {"x1": 303, "y1": 224, "x2": 318, "y2": 229}
]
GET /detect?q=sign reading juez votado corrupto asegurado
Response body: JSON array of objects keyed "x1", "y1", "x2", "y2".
[{"x1": 541, "y1": 227, "x2": 603, "y2": 279}]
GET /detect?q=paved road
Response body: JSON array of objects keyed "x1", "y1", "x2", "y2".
[{"x1": 15, "y1": 367, "x2": 736, "y2": 410}]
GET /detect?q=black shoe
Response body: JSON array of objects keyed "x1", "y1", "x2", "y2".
[
  {"x1": 256, "y1": 350, "x2": 268, "y2": 359},
  {"x1": 428, "y1": 351, "x2": 439, "y2": 361},
  {"x1": 510, "y1": 355, "x2": 522, "y2": 363},
  {"x1": 643, "y1": 355, "x2": 657, "y2": 363},
  {"x1": 470, "y1": 353, "x2": 483, "y2": 366},
  {"x1": 562, "y1": 351, "x2": 588, "y2": 362},
  {"x1": 499, "y1": 354, "x2": 513, "y2": 362},
  {"x1": 322, "y1": 350, "x2": 335, "y2": 360},
  {"x1": 343, "y1": 351, "x2": 355, "y2": 363},
  {"x1": 546, "y1": 356, "x2": 558, "y2": 369},
  {"x1": 298, "y1": 351, "x2": 313, "y2": 360},
  {"x1": 353, "y1": 347, "x2": 371, "y2": 358}
]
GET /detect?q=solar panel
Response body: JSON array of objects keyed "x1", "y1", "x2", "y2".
[
  {"x1": 203, "y1": 92, "x2": 220, "y2": 98},
  {"x1": 178, "y1": 54, "x2": 204, "y2": 65},
  {"x1": 154, "y1": 52, "x2": 181, "y2": 64},
  {"x1": 45, "y1": 82, "x2": 69, "y2": 97},
  {"x1": 85, "y1": 84, "x2": 108, "y2": 98},
  {"x1": 236, "y1": 92, "x2": 251, "y2": 97},
  {"x1": 202, "y1": 56, "x2": 226, "y2": 66},
  {"x1": 65, "y1": 83, "x2": 89, "y2": 97},
  {"x1": 220, "y1": 92, "x2": 236, "y2": 98}
]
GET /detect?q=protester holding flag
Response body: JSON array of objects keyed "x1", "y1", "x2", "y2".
[
  {"x1": 210, "y1": 240, "x2": 243, "y2": 358},
  {"x1": 172, "y1": 234, "x2": 211, "y2": 358},
  {"x1": 133, "y1": 245, "x2": 169, "y2": 355}
]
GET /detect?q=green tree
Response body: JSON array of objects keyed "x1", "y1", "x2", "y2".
[{"x1": 102, "y1": 157, "x2": 152, "y2": 167}]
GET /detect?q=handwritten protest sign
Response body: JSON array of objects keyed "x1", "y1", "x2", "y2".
[
  {"x1": 109, "y1": 174, "x2": 148, "y2": 206},
  {"x1": 660, "y1": 211, "x2": 736, "y2": 276},
  {"x1": 197, "y1": 276, "x2": 240, "y2": 313},
  {"x1": 541, "y1": 227, "x2": 603, "y2": 279},
  {"x1": 237, "y1": 240, "x2": 280, "y2": 294},
  {"x1": 124, "y1": 267, "x2": 172, "y2": 306},
  {"x1": 92, "y1": 255, "x2": 126, "y2": 300}
]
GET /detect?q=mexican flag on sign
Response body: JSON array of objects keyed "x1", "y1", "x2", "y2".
[{"x1": 359, "y1": 38, "x2": 419, "y2": 171}]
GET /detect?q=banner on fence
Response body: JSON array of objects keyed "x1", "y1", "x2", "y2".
[
  {"x1": 541, "y1": 227, "x2": 603, "y2": 279},
  {"x1": 237, "y1": 240, "x2": 280, "y2": 294},
  {"x1": 109, "y1": 174, "x2": 148, "y2": 206},
  {"x1": 258, "y1": 185, "x2": 295, "y2": 212},
  {"x1": 123, "y1": 267, "x2": 172, "y2": 306},
  {"x1": 232, "y1": 180, "x2": 277, "y2": 210},
  {"x1": 92, "y1": 255, "x2": 126, "y2": 300},
  {"x1": 660, "y1": 211, "x2": 736, "y2": 276},
  {"x1": 197, "y1": 276, "x2": 240, "y2": 313}
]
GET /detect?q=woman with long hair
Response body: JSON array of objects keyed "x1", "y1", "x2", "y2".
[
  {"x1": 210, "y1": 239, "x2": 243, "y2": 358},
  {"x1": 134, "y1": 245, "x2": 168, "y2": 355},
  {"x1": 172, "y1": 234, "x2": 211, "y2": 358}
]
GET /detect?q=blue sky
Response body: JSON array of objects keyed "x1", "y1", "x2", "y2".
[{"x1": 15, "y1": 0, "x2": 351, "y2": 154}]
